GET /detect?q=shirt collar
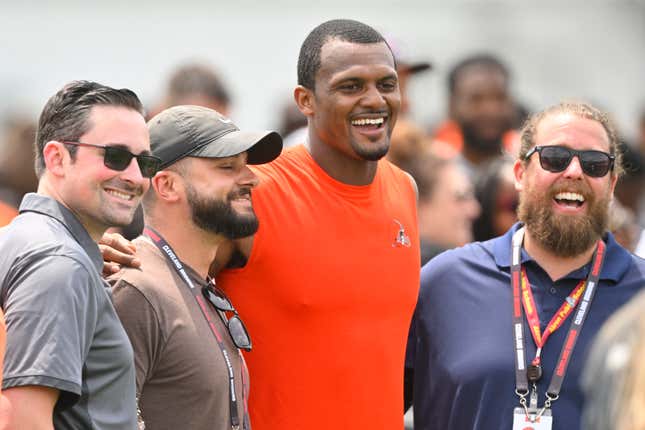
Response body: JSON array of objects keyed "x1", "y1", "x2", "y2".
[
  {"x1": 493, "y1": 222, "x2": 631, "y2": 283},
  {"x1": 19, "y1": 193, "x2": 103, "y2": 273}
]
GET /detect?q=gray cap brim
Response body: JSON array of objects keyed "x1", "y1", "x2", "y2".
[{"x1": 190, "y1": 129, "x2": 283, "y2": 165}]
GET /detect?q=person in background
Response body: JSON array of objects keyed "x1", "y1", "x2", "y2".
[
  {"x1": 386, "y1": 118, "x2": 431, "y2": 169},
  {"x1": 614, "y1": 142, "x2": 644, "y2": 222},
  {"x1": 405, "y1": 151, "x2": 480, "y2": 264},
  {"x1": 0, "y1": 117, "x2": 38, "y2": 226},
  {"x1": 149, "y1": 62, "x2": 233, "y2": 119},
  {"x1": 0, "y1": 117, "x2": 38, "y2": 208},
  {"x1": 409, "y1": 101, "x2": 644, "y2": 430},
  {"x1": 607, "y1": 199, "x2": 641, "y2": 252},
  {"x1": 434, "y1": 54, "x2": 517, "y2": 177},
  {"x1": 472, "y1": 157, "x2": 519, "y2": 241}
]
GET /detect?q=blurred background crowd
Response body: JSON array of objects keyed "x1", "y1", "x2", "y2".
[{"x1": 1, "y1": 1, "x2": 644, "y2": 254}]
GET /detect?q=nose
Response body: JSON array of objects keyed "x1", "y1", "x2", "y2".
[
  {"x1": 238, "y1": 165, "x2": 259, "y2": 188},
  {"x1": 120, "y1": 157, "x2": 148, "y2": 188},
  {"x1": 562, "y1": 154, "x2": 584, "y2": 179},
  {"x1": 361, "y1": 84, "x2": 387, "y2": 109}
]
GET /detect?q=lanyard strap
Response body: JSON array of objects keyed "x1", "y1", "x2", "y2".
[
  {"x1": 520, "y1": 269, "x2": 586, "y2": 365},
  {"x1": 144, "y1": 226, "x2": 246, "y2": 430},
  {"x1": 511, "y1": 227, "x2": 606, "y2": 398}
]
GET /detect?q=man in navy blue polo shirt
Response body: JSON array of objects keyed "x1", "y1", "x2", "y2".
[{"x1": 408, "y1": 102, "x2": 645, "y2": 430}]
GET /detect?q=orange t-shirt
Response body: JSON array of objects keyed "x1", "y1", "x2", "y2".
[{"x1": 217, "y1": 145, "x2": 420, "y2": 430}]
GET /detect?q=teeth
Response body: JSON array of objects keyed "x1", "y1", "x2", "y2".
[
  {"x1": 351, "y1": 117, "x2": 385, "y2": 126},
  {"x1": 106, "y1": 189, "x2": 133, "y2": 201},
  {"x1": 555, "y1": 192, "x2": 584, "y2": 202}
]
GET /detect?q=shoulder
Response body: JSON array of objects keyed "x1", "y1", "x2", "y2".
[
  {"x1": 109, "y1": 240, "x2": 183, "y2": 316},
  {"x1": 251, "y1": 145, "x2": 308, "y2": 187},
  {"x1": 628, "y1": 253, "x2": 645, "y2": 271},
  {"x1": 378, "y1": 159, "x2": 417, "y2": 197},
  {"x1": 419, "y1": 240, "x2": 498, "y2": 297},
  {"x1": 3, "y1": 252, "x2": 97, "y2": 304},
  {"x1": 1, "y1": 212, "x2": 93, "y2": 269}
]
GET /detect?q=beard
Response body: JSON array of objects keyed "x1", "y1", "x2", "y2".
[
  {"x1": 349, "y1": 138, "x2": 390, "y2": 161},
  {"x1": 185, "y1": 184, "x2": 259, "y2": 240},
  {"x1": 517, "y1": 180, "x2": 610, "y2": 257},
  {"x1": 460, "y1": 120, "x2": 505, "y2": 155}
]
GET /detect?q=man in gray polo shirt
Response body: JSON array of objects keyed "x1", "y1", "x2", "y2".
[{"x1": 0, "y1": 80, "x2": 159, "y2": 429}]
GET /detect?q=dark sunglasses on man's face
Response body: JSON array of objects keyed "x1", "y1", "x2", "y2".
[
  {"x1": 62, "y1": 141, "x2": 161, "y2": 178},
  {"x1": 202, "y1": 284, "x2": 252, "y2": 351},
  {"x1": 524, "y1": 145, "x2": 615, "y2": 178}
]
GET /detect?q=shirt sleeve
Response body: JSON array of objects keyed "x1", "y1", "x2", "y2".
[
  {"x1": 111, "y1": 279, "x2": 165, "y2": 396},
  {"x1": 2, "y1": 255, "x2": 98, "y2": 408}
]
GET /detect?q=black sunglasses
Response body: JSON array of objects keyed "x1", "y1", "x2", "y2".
[
  {"x1": 62, "y1": 141, "x2": 161, "y2": 178},
  {"x1": 202, "y1": 284, "x2": 252, "y2": 351},
  {"x1": 524, "y1": 145, "x2": 615, "y2": 178}
]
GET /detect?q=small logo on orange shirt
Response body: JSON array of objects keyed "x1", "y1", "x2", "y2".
[{"x1": 392, "y1": 219, "x2": 411, "y2": 248}]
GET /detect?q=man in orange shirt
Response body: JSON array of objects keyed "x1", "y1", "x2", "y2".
[
  {"x1": 214, "y1": 19, "x2": 420, "y2": 430},
  {"x1": 103, "y1": 19, "x2": 420, "y2": 429}
]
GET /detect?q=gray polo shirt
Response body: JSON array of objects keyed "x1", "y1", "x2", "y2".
[{"x1": 0, "y1": 193, "x2": 137, "y2": 429}]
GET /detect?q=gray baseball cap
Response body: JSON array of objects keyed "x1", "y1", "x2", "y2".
[{"x1": 148, "y1": 105, "x2": 283, "y2": 168}]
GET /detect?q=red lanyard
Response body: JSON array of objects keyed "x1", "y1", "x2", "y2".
[
  {"x1": 511, "y1": 227, "x2": 606, "y2": 404},
  {"x1": 520, "y1": 269, "x2": 586, "y2": 367}
]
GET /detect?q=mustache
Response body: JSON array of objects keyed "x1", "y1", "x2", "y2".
[
  {"x1": 548, "y1": 180, "x2": 592, "y2": 201},
  {"x1": 227, "y1": 187, "x2": 252, "y2": 201}
]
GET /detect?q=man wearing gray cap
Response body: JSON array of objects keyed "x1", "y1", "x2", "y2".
[{"x1": 109, "y1": 105, "x2": 282, "y2": 430}]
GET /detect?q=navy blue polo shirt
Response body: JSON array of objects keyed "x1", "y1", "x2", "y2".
[{"x1": 408, "y1": 223, "x2": 645, "y2": 430}]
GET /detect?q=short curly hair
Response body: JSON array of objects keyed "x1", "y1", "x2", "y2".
[
  {"x1": 297, "y1": 19, "x2": 392, "y2": 90},
  {"x1": 518, "y1": 101, "x2": 623, "y2": 177}
]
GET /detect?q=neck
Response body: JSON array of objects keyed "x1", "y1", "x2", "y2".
[
  {"x1": 306, "y1": 133, "x2": 378, "y2": 186},
  {"x1": 147, "y1": 214, "x2": 222, "y2": 279},
  {"x1": 523, "y1": 229, "x2": 598, "y2": 282}
]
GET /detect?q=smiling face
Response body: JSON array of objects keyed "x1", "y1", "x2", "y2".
[
  {"x1": 514, "y1": 112, "x2": 618, "y2": 256},
  {"x1": 60, "y1": 105, "x2": 150, "y2": 237},
  {"x1": 181, "y1": 153, "x2": 260, "y2": 239},
  {"x1": 306, "y1": 39, "x2": 400, "y2": 162}
]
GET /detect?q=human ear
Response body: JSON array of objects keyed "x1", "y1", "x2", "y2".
[
  {"x1": 513, "y1": 159, "x2": 525, "y2": 192},
  {"x1": 42, "y1": 141, "x2": 67, "y2": 177},
  {"x1": 294, "y1": 85, "x2": 315, "y2": 117},
  {"x1": 151, "y1": 171, "x2": 182, "y2": 203}
]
